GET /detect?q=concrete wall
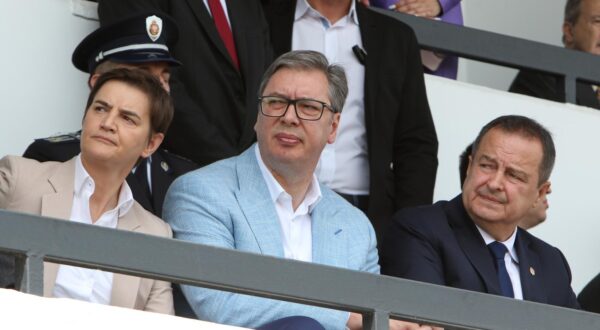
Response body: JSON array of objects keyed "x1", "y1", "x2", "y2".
[{"x1": 0, "y1": 0, "x2": 98, "y2": 156}]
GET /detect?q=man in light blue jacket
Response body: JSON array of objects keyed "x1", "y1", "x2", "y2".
[{"x1": 163, "y1": 50, "x2": 381, "y2": 329}]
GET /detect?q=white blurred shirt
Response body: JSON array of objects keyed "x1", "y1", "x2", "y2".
[
  {"x1": 293, "y1": 0, "x2": 369, "y2": 195},
  {"x1": 255, "y1": 145, "x2": 321, "y2": 262},
  {"x1": 53, "y1": 155, "x2": 134, "y2": 304}
]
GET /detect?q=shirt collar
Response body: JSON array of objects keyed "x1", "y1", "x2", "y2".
[
  {"x1": 476, "y1": 224, "x2": 520, "y2": 263},
  {"x1": 255, "y1": 144, "x2": 322, "y2": 212},
  {"x1": 295, "y1": 0, "x2": 359, "y2": 26},
  {"x1": 74, "y1": 155, "x2": 135, "y2": 218}
]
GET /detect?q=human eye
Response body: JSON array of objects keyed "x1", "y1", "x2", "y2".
[
  {"x1": 266, "y1": 97, "x2": 288, "y2": 109},
  {"x1": 298, "y1": 99, "x2": 322, "y2": 112},
  {"x1": 121, "y1": 114, "x2": 137, "y2": 125}
]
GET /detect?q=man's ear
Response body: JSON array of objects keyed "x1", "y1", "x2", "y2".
[
  {"x1": 89, "y1": 73, "x2": 101, "y2": 88},
  {"x1": 327, "y1": 112, "x2": 341, "y2": 144},
  {"x1": 563, "y1": 21, "x2": 574, "y2": 47},
  {"x1": 537, "y1": 181, "x2": 551, "y2": 200},
  {"x1": 141, "y1": 132, "x2": 164, "y2": 158}
]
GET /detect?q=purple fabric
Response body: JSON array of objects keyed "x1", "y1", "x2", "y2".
[{"x1": 372, "y1": 0, "x2": 463, "y2": 79}]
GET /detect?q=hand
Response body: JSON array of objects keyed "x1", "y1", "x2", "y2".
[
  {"x1": 390, "y1": 319, "x2": 443, "y2": 330},
  {"x1": 392, "y1": 0, "x2": 442, "y2": 18}
]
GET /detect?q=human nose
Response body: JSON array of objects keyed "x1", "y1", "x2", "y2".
[
  {"x1": 280, "y1": 101, "x2": 300, "y2": 124},
  {"x1": 486, "y1": 170, "x2": 504, "y2": 191},
  {"x1": 100, "y1": 111, "x2": 117, "y2": 132}
]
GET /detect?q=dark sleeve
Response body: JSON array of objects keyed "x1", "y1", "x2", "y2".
[
  {"x1": 578, "y1": 273, "x2": 600, "y2": 312},
  {"x1": 380, "y1": 208, "x2": 445, "y2": 285},
  {"x1": 393, "y1": 27, "x2": 439, "y2": 209},
  {"x1": 22, "y1": 140, "x2": 80, "y2": 163},
  {"x1": 509, "y1": 70, "x2": 564, "y2": 103},
  {"x1": 98, "y1": 0, "x2": 169, "y2": 25},
  {"x1": 556, "y1": 248, "x2": 581, "y2": 309}
]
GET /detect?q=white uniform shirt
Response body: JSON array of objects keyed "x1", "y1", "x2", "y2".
[
  {"x1": 52, "y1": 155, "x2": 134, "y2": 304},
  {"x1": 293, "y1": 0, "x2": 369, "y2": 195},
  {"x1": 255, "y1": 145, "x2": 321, "y2": 262},
  {"x1": 476, "y1": 225, "x2": 524, "y2": 300}
]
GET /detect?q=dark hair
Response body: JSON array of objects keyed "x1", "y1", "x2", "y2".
[
  {"x1": 471, "y1": 115, "x2": 555, "y2": 185},
  {"x1": 85, "y1": 68, "x2": 173, "y2": 134},
  {"x1": 258, "y1": 50, "x2": 348, "y2": 114},
  {"x1": 459, "y1": 143, "x2": 473, "y2": 188},
  {"x1": 563, "y1": 0, "x2": 583, "y2": 44}
]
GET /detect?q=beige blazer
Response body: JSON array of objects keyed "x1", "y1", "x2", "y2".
[{"x1": 0, "y1": 156, "x2": 174, "y2": 314}]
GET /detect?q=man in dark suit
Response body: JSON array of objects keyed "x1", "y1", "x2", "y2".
[
  {"x1": 509, "y1": 0, "x2": 600, "y2": 110},
  {"x1": 381, "y1": 115, "x2": 579, "y2": 309},
  {"x1": 98, "y1": 0, "x2": 273, "y2": 167},
  {"x1": 262, "y1": 0, "x2": 438, "y2": 242}
]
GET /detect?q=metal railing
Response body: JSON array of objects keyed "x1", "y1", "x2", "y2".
[
  {"x1": 1, "y1": 210, "x2": 599, "y2": 330},
  {"x1": 372, "y1": 7, "x2": 600, "y2": 104}
]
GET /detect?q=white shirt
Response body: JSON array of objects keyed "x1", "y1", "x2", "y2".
[
  {"x1": 53, "y1": 155, "x2": 134, "y2": 304},
  {"x1": 476, "y1": 225, "x2": 524, "y2": 300},
  {"x1": 293, "y1": 0, "x2": 369, "y2": 195},
  {"x1": 202, "y1": 0, "x2": 232, "y2": 27},
  {"x1": 255, "y1": 145, "x2": 321, "y2": 262}
]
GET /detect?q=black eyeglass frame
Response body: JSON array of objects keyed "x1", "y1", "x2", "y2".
[{"x1": 258, "y1": 96, "x2": 338, "y2": 121}]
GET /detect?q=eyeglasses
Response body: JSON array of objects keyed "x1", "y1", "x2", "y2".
[{"x1": 258, "y1": 96, "x2": 337, "y2": 121}]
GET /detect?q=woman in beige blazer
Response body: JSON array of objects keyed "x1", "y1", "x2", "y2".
[{"x1": 0, "y1": 68, "x2": 175, "y2": 314}]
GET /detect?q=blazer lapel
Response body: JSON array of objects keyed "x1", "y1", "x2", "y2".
[
  {"x1": 41, "y1": 159, "x2": 76, "y2": 296},
  {"x1": 110, "y1": 206, "x2": 142, "y2": 308},
  {"x1": 356, "y1": 4, "x2": 378, "y2": 140},
  {"x1": 515, "y1": 230, "x2": 546, "y2": 303},
  {"x1": 234, "y1": 147, "x2": 285, "y2": 258},
  {"x1": 184, "y1": 0, "x2": 236, "y2": 69},
  {"x1": 447, "y1": 196, "x2": 501, "y2": 295},
  {"x1": 311, "y1": 199, "x2": 346, "y2": 268}
]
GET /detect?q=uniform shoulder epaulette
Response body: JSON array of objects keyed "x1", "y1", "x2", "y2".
[{"x1": 36, "y1": 131, "x2": 81, "y2": 144}]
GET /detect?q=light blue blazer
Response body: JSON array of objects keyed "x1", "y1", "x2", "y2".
[{"x1": 163, "y1": 145, "x2": 379, "y2": 329}]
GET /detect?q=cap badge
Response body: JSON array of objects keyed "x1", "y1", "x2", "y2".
[{"x1": 146, "y1": 15, "x2": 163, "y2": 42}]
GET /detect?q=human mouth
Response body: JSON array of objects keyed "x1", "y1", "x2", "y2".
[
  {"x1": 275, "y1": 132, "x2": 300, "y2": 145},
  {"x1": 92, "y1": 135, "x2": 117, "y2": 146}
]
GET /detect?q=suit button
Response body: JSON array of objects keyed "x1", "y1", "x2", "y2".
[{"x1": 389, "y1": 162, "x2": 394, "y2": 170}]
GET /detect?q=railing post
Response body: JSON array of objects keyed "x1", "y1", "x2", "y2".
[
  {"x1": 15, "y1": 252, "x2": 44, "y2": 296},
  {"x1": 564, "y1": 75, "x2": 577, "y2": 104},
  {"x1": 363, "y1": 310, "x2": 389, "y2": 330}
]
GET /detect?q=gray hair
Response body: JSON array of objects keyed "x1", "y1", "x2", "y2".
[
  {"x1": 471, "y1": 115, "x2": 555, "y2": 185},
  {"x1": 258, "y1": 50, "x2": 348, "y2": 114},
  {"x1": 563, "y1": 0, "x2": 583, "y2": 44}
]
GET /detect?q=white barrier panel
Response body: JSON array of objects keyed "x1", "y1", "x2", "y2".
[
  {"x1": 1, "y1": 289, "x2": 248, "y2": 329},
  {"x1": 426, "y1": 74, "x2": 600, "y2": 293}
]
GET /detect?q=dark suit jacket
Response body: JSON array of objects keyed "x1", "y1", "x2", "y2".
[
  {"x1": 509, "y1": 69, "x2": 600, "y2": 110},
  {"x1": 22, "y1": 133, "x2": 198, "y2": 217},
  {"x1": 578, "y1": 272, "x2": 600, "y2": 313},
  {"x1": 98, "y1": 0, "x2": 273, "y2": 167},
  {"x1": 263, "y1": 1, "x2": 439, "y2": 242},
  {"x1": 381, "y1": 194, "x2": 579, "y2": 309}
]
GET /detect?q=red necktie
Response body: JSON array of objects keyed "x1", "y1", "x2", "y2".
[{"x1": 207, "y1": 0, "x2": 239, "y2": 70}]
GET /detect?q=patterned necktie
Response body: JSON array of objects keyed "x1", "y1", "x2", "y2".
[
  {"x1": 488, "y1": 241, "x2": 515, "y2": 298},
  {"x1": 207, "y1": 0, "x2": 239, "y2": 70}
]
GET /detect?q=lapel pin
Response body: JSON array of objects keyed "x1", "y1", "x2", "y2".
[
  {"x1": 529, "y1": 267, "x2": 536, "y2": 276},
  {"x1": 161, "y1": 161, "x2": 169, "y2": 172}
]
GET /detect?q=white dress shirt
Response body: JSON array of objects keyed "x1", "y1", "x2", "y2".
[
  {"x1": 53, "y1": 155, "x2": 134, "y2": 304},
  {"x1": 255, "y1": 145, "x2": 321, "y2": 262},
  {"x1": 293, "y1": 0, "x2": 369, "y2": 195},
  {"x1": 476, "y1": 225, "x2": 524, "y2": 300},
  {"x1": 202, "y1": 0, "x2": 231, "y2": 27}
]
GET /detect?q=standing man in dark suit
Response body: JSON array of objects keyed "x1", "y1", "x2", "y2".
[
  {"x1": 381, "y1": 115, "x2": 579, "y2": 309},
  {"x1": 98, "y1": 0, "x2": 273, "y2": 167},
  {"x1": 509, "y1": 0, "x2": 600, "y2": 110},
  {"x1": 262, "y1": 0, "x2": 439, "y2": 242}
]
